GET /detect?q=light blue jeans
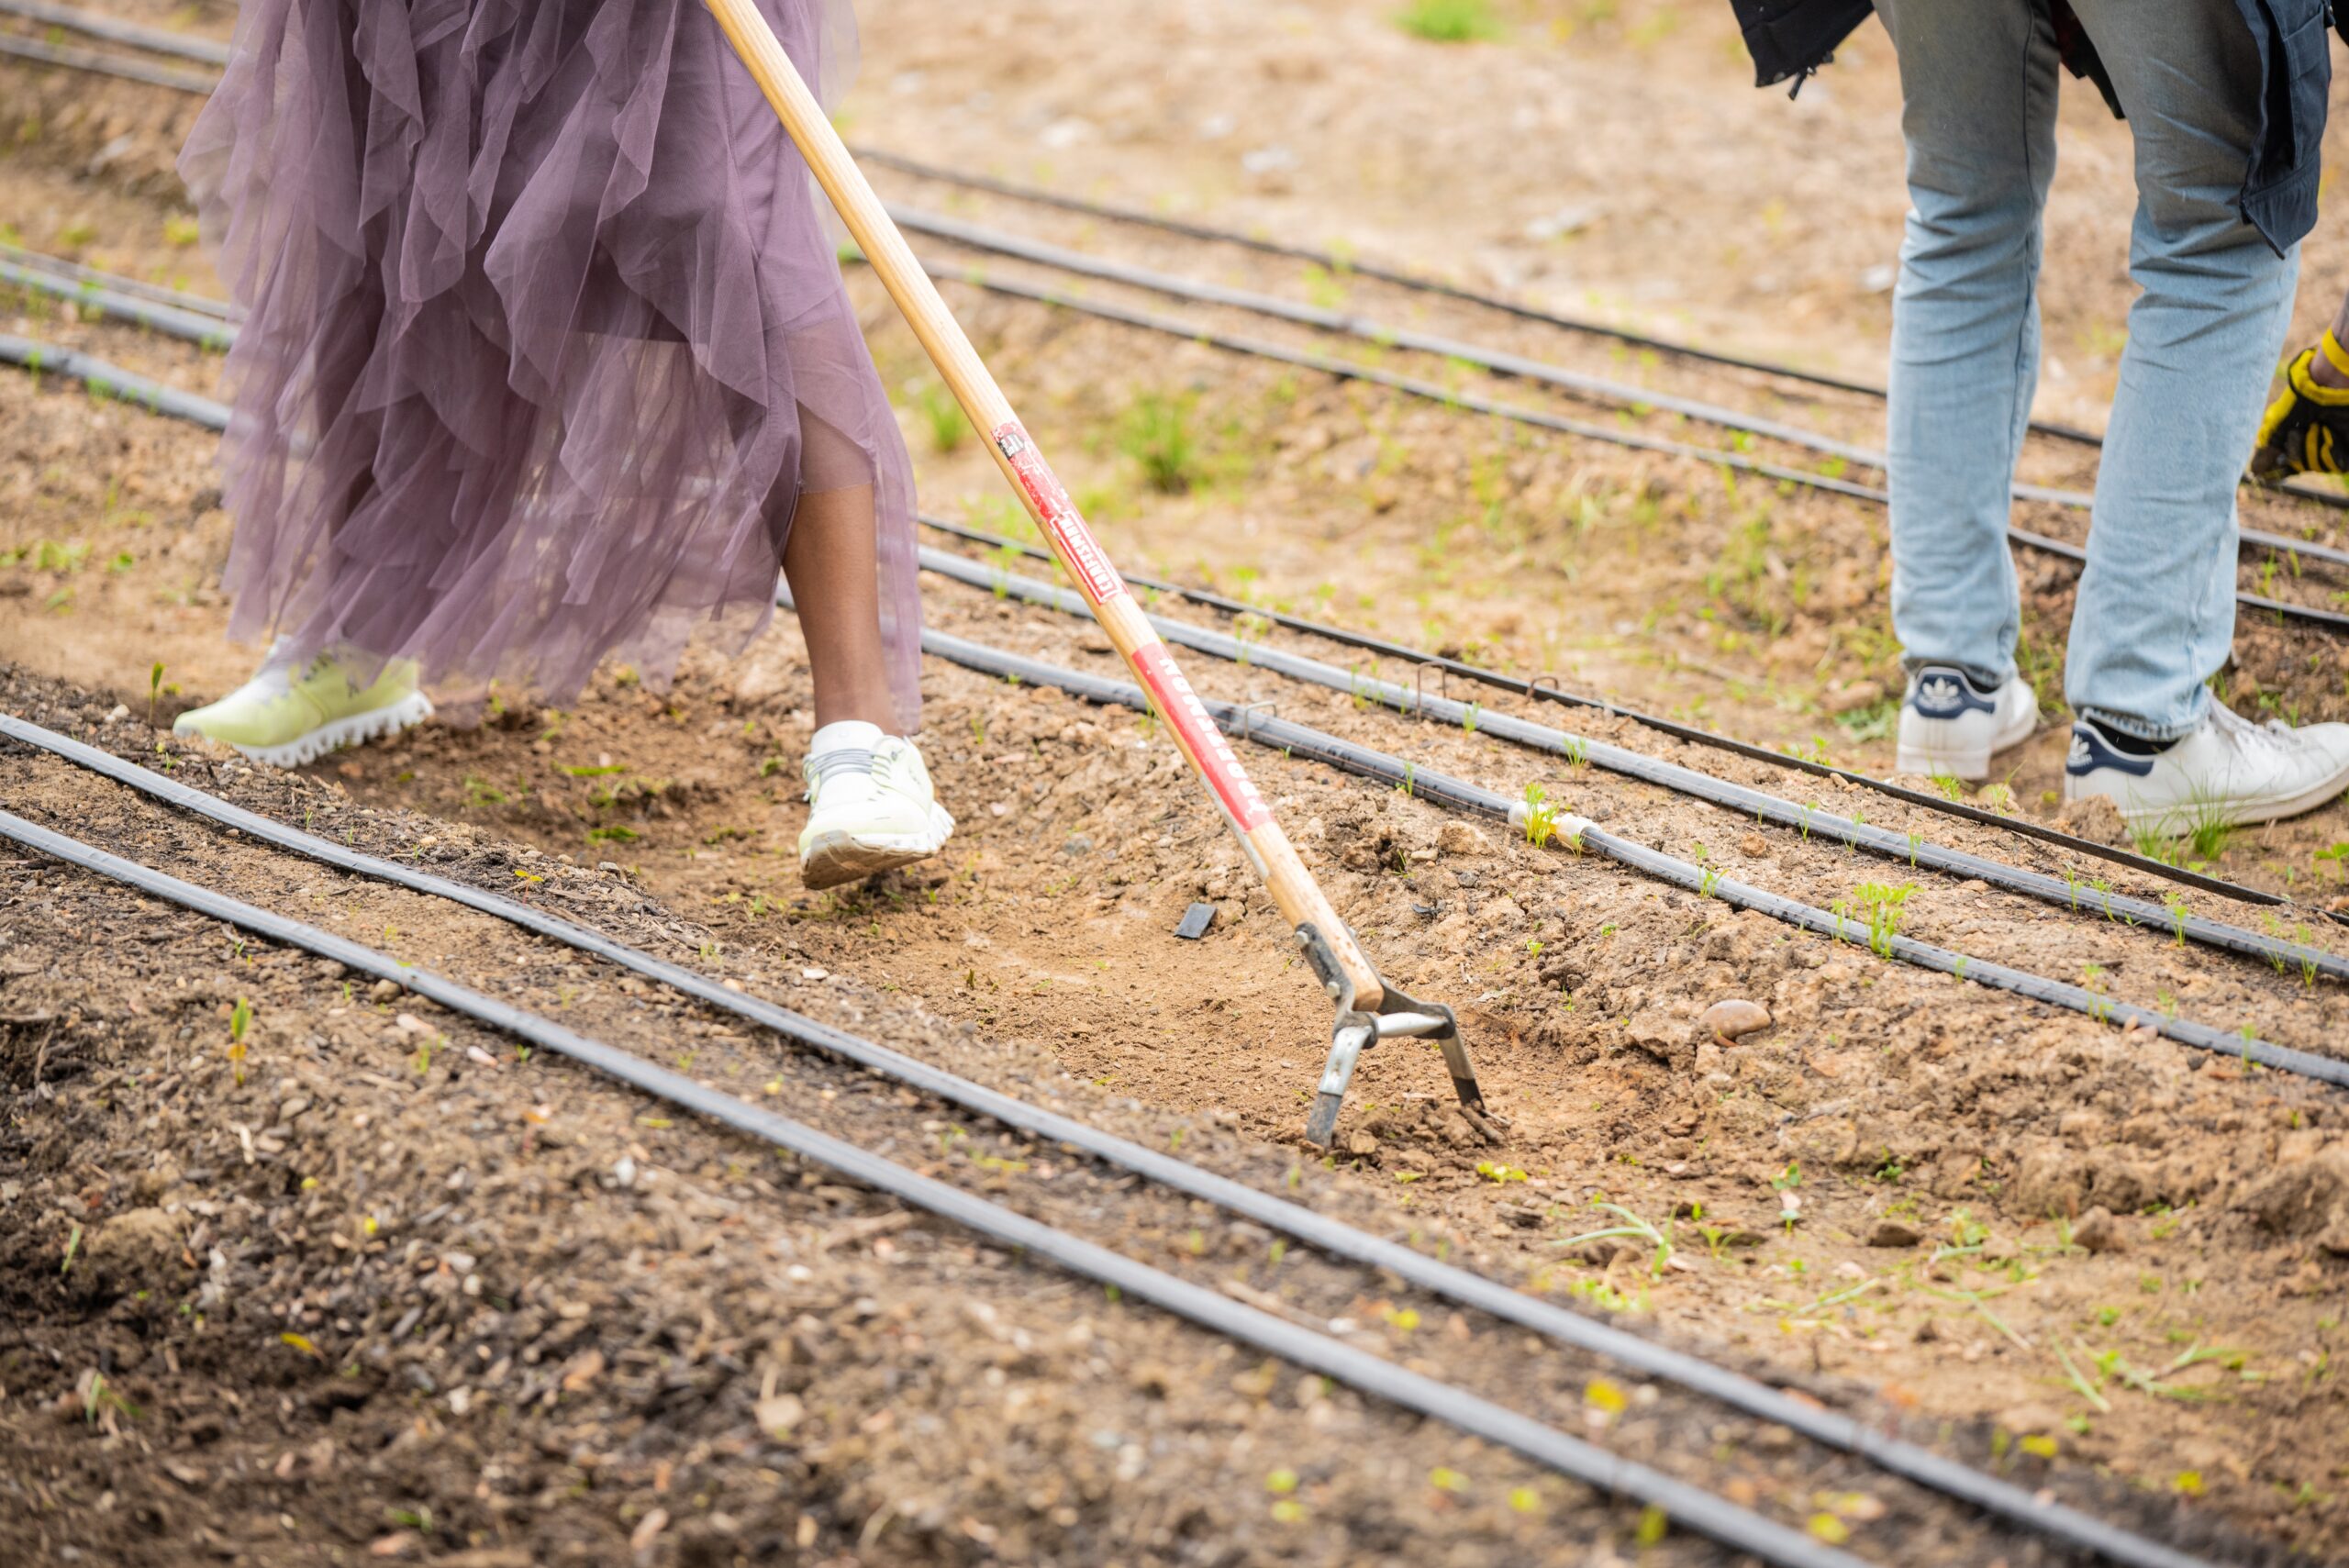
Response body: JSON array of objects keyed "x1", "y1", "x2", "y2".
[{"x1": 1875, "y1": 0, "x2": 2299, "y2": 740}]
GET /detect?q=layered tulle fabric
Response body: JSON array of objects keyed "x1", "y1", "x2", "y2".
[{"x1": 179, "y1": 0, "x2": 922, "y2": 729}]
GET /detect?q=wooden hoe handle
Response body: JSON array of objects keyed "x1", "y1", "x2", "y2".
[{"x1": 703, "y1": 0, "x2": 1386, "y2": 1008}]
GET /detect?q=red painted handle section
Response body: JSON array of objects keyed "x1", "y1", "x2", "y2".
[
  {"x1": 1130, "y1": 643, "x2": 1275, "y2": 833},
  {"x1": 994, "y1": 421, "x2": 1130, "y2": 609}
]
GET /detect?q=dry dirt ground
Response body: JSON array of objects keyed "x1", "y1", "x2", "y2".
[{"x1": 5, "y1": 1, "x2": 2349, "y2": 1564}]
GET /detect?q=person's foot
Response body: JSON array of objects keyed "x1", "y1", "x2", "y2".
[
  {"x1": 1894, "y1": 664, "x2": 2037, "y2": 781},
  {"x1": 2065, "y1": 703, "x2": 2349, "y2": 829},
  {"x1": 798, "y1": 721, "x2": 953, "y2": 891},
  {"x1": 173, "y1": 649, "x2": 432, "y2": 768}
]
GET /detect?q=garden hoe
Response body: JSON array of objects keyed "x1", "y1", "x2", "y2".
[{"x1": 705, "y1": 0, "x2": 1484, "y2": 1146}]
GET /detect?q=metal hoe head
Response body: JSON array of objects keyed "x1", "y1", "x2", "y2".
[{"x1": 1295, "y1": 923, "x2": 1484, "y2": 1146}]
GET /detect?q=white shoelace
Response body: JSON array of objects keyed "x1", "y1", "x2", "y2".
[{"x1": 2206, "y1": 700, "x2": 2296, "y2": 759}]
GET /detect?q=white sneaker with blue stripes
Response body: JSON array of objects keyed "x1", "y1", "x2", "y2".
[{"x1": 1894, "y1": 663, "x2": 2038, "y2": 781}]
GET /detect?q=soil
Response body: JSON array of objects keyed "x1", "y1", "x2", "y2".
[{"x1": 5, "y1": 3, "x2": 2349, "y2": 1563}]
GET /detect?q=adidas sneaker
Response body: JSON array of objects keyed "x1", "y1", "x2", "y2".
[
  {"x1": 2065, "y1": 705, "x2": 2349, "y2": 830},
  {"x1": 1894, "y1": 663, "x2": 2037, "y2": 781}
]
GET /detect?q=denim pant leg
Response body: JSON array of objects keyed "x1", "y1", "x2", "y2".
[
  {"x1": 1874, "y1": 0, "x2": 2059, "y2": 691},
  {"x1": 2060, "y1": 0, "x2": 2299, "y2": 741}
]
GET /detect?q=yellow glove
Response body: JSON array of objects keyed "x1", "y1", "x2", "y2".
[{"x1": 2251, "y1": 328, "x2": 2349, "y2": 481}]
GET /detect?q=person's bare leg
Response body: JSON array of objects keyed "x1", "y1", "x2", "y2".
[{"x1": 781, "y1": 483, "x2": 896, "y2": 729}]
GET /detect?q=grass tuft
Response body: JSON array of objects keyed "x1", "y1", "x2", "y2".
[{"x1": 1394, "y1": 0, "x2": 1502, "y2": 41}]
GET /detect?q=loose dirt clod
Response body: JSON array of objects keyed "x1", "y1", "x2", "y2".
[
  {"x1": 1864, "y1": 1218, "x2": 1922, "y2": 1249},
  {"x1": 78, "y1": 1206, "x2": 183, "y2": 1297},
  {"x1": 2071, "y1": 1205, "x2": 2121, "y2": 1254}
]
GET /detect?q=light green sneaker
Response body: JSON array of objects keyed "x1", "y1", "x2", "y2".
[{"x1": 173, "y1": 649, "x2": 432, "y2": 767}]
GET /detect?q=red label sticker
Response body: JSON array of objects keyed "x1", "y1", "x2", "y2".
[
  {"x1": 993, "y1": 421, "x2": 1129, "y2": 606},
  {"x1": 1130, "y1": 642, "x2": 1274, "y2": 833}
]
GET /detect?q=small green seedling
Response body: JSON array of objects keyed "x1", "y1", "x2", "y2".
[
  {"x1": 227, "y1": 996, "x2": 251, "y2": 1085},
  {"x1": 1520, "y1": 781, "x2": 1558, "y2": 848}
]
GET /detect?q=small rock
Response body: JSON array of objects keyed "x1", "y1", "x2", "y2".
[
  {"x1": 1436, "y1": 822, "x2": 1489, "y2": 856},
  {"x1": 754, "y1": 1393, "x2": 805, "y2": 1435},
  {"x1": 368, "y1": 979, "x2": 402, "y2": 1005},
  {"x1": 2071, "y1": 1206, "x2": 2122, "y2": 1254},
  {"x1": 1739, "y1": 834, "x2": 1770, "y2": 858},
  {"x1": 1344, "y1": 1131, "x2": 1379, "y2": 1158},
  {"x1": 1698, "y1": 999, "x2": 1771, "y2": 1041},
  {"x1": 1865, "y1": 1218, "x2": 1921, "y2": 1249}
]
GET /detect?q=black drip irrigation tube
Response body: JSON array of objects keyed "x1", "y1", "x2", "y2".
[
  {"x1": 0, "y1": 27, "x2": 221, "y2": 92},
  {"x1": 0, "y1": 258, "x2": 237, "y2": 348},
  {"x1": 0, "y1": 330, "x2": 231, "y2": 428},
  {"x1": 0, "y1": 711, "x2": 2225, "y2": 1568},
  {"x1": 925, "y1": 548, "x2": 2349, "y2": 987},
  {"x1": 921, "y1": 512, "x2": 2346, "y2": 921},
  {"x1": 1, "y1": 244, "x2": 240, "y2": 319},
  {"x1": 897, "y1": 203, "x2": 2349, "y2": 571},
  {"x1": 10, "y1": 238, "x2": 2349, "y2": 632},
  {"x1": 0, "y1": 804, "x2": 1887, "y2": 1568},
  {"x1": 917, "y1": 628, "x2": 2345, "y2": 1087},
  {"x1": 895, "y1": 204, "x2": 1882, "y2": 470},
  {"x1": 0, "y1": 0, "x2": 228, "y2": 65}
]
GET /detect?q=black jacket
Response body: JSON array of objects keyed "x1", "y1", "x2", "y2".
[{"x1": 1729, "y1": 0, "x2": 2336, "y2": 253}]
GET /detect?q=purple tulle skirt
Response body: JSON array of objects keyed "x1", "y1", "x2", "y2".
[{"x1": 179, "y1": 0, "x2": 922, "y2": 730}]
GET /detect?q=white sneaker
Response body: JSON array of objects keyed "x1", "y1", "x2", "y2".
[
  {"x1": 1894, "y1": 664, "x2": 2037, "y2": 780},
  {"x1": 2064, "y1": 703, "x2": 2349, "y2": 830},
  {"x1": 797, "y1": 728, "x2": 954, "y2": 891}
]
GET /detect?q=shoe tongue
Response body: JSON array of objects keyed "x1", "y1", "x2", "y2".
[
  {"x1": 819, "y1": 771, "x2": 880, "y2": 805},
  {"x1": 811, "y1": 719, "x2": 885, "y2": 756}
]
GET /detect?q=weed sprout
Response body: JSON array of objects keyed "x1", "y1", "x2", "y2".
[
  {"x1": 227, "y1": 996, "x2": 251, "y2": 1085},
  {"x1": 1854, "y1": 883, "x2": 1915, "y2": 958},
  {"x1": 1520, "y1": 782, "x2": 1558, "y2": 848}
]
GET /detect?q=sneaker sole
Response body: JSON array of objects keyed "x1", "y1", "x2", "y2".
[
  {"x1": 2089, "y1": 768, "x2": 2349, "y2": 832},
  {"x1": 180, "y1": 691, "x2": 434, "y2": 770},
  {"x1": 800, "y1": 806, "x2": 954, "y2": 891},
  {"x1": 1895, "y1": 720, "x2": 2038, "y2": 784}
]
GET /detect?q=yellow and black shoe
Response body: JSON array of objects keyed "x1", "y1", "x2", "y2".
[{"x1": 2251, "y1": 328, "x2": 2349, "y2": 482}]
